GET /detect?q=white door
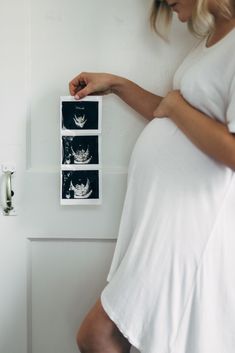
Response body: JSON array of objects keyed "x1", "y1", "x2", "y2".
[{"x1": 0, "y1": 1, "x2": 196, "y2": 352}]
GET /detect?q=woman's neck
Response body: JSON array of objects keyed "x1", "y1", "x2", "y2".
[{"x1": 207, "y1": 18, "x2": 235, "y2": 46}]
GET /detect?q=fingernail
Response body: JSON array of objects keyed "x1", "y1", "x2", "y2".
[{"x1": 74, "y1": 94, "x2": 80, "y2": 100}]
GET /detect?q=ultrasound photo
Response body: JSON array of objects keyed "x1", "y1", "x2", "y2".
[
  {"x1": 60, "y1": 96, "x2": 102, "y2": 205},
  {"x1": 62, "y1": 135, "x2": 99, "y2": 165},
  {"x1": 61, "y1": 170, "x2": 100, "y2": 204},
  {"x1": 61, "y1": 99, "x2": 100, "y2": 131}
]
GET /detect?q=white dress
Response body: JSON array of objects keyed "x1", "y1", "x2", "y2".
[{"x1": 100, "y1": 28, "x2": 235, "y2": 353}]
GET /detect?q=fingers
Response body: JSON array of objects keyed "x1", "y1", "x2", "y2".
[
  {"x1": 74, "y1": 84, "x2": 93, "y2": 99},
  {"x1": 69, "y1": 72, "x2": 88, "y2": 96},
  {"x1": 69, "y1": 72, "x2": 111, "y2": 100}
]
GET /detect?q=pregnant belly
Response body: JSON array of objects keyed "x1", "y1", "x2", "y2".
[
  {"x1": 127, "y1": 117, "x2": 230, "y2": 196},
  {"x1": 121, "y1": 118, "x2": 234, "y2": 275}
]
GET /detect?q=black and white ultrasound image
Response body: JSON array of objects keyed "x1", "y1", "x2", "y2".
[
  {"x1": 62, "y1": 170, "x2": 99, "y2": 199},
  {"x1": 62, "y1": 136, "x2": 99, "y2": 165},
  {"x1": 62, "y1": 101, "x2": 99, "y2": 130}
]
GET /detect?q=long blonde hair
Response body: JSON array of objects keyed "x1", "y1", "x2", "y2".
[{"x1": 150, "y1": 0, "x2": 235, "y2": 41}]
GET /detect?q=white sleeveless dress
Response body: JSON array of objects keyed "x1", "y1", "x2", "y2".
[{"x1": 100, "y1": 28, "x2": 235, "y2": 353}]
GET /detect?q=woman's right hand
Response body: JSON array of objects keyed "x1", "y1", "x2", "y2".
[
  {"x1": 69, "y1": 72, "x2": 117, "y2": 100},
  {"x1": 69, "y1": 72, "x2": 163, "y2": 120}
]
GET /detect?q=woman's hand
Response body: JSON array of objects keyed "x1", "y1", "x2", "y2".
[
  {"x1": 69, "y1": 72, "x2": 164, "y2": 120},
  {"x1": 153, "y1": 89, "x2": 184, "y2": 118},
  {"x1": 69, "y1": 72, "x2": 117, "y2": 99}
]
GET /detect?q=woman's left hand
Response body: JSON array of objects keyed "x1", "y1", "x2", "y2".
[{"x1": 153, "y1": 89, "x2": 184, "y2": 118}]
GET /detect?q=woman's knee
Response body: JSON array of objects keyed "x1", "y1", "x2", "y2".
[
  {"x1": 76, "y1": 327, "x2": 88, "y2": 352},
  {"x1": 76, "y1": 323, "x2": 107, "y2": 352},
  {"x1": 75, "y1": 297, "x2": 131, "y2": 352},
  {"x1": 75, "y1": 298, "x2": 112, "y2": 350}
]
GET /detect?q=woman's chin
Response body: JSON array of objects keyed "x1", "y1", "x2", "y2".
[{"x1": 177, "y1": 14, "x2": 190, "y2": 22}]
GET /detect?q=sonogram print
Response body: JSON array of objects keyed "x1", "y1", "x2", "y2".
[
  {"x1": 62, "y1": 170, "x2": 99, "y2": 200},
  {"x1": 60, "y1": 96, "x2": 102, "y2": 205},
  {"x1": 62, "y1": 136, "x2": 99, "y2": 165},
  {"x1": 62, "y1": 101, "x2": 98, "y2": 130}
]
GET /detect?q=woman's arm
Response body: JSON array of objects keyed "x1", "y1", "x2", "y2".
[
  {"x1": 69, "y1": 72, "x2": 163, "y2": 121},
  {"x1": 153, "y1": 90, "x2": 235, "y2": 170}
]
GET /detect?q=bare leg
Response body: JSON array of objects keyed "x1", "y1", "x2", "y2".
[{"x1": 76, "y1": 297, "x2": 132, "y2": 353}]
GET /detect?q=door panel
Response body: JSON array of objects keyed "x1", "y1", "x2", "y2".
[
  {"x1": 0, "y1": 1, "x2": 197, "y2": 352},
  {"x1": 28, "y1": 238, "x2": 115, "y2": 353},
  {"x1": 29, "y1": 0, "x2": 147, "y2": 170},
  {"x1": 22, "y1": 171, "x2": 127, "y2": 237}
]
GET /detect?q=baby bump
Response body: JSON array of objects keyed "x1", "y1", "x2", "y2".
[
  {"x1": 135, "y1": 117, "x2": 178, "y2": 145},
  {"x1": 128, "y1": 117, "x2": 178, "y2": 169},
  {"x1": 127, "y1": 116, "x2": 229, "y2": 193}
]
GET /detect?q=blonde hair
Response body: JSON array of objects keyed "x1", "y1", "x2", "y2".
[{"x1": 150, "y1": 0, "x2": 235, "y2": 41}]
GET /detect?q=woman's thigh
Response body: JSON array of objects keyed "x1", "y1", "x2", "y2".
[{"x1": 76, "y1": 297, "x2": 131, "y2": 352}]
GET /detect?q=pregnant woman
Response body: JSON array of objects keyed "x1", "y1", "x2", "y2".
[{"x1": 69, "y1": 1, "x2": 235, "y2": 352}]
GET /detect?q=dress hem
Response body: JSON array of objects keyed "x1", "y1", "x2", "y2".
[{"x1": 100, "y1": 290, "x2": 142, "y2": 352}]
